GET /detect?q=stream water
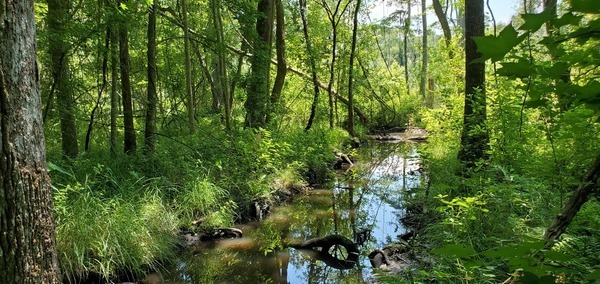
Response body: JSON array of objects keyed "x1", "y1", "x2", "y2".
[{"x1": 167, "y1": 140, "x2": 424, "y2": 284}]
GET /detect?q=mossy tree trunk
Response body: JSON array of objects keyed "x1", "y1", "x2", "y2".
[
  {"x1": 0, "y1": 0, "x2": 61, "y2": 282},
  {"x1": 458, "y1": 0, "x2": 488, "y2": 170},
  {"x1": 245, "y1": 0, "x2": 274, "y2": 128},
  {"x1": 48, "y1": 0, "x2": 79, "y2": 158}
]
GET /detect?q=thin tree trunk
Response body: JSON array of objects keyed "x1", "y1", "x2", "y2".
[
  {"x1": 269, "y1": 0, "x2": 287, "y2": 124},
  {"x1": 323, "y1": 0, "x2": 350, "y2": 129},
  {"x1": 182, "y1": 0, "x2": 195, "y2": 133},
  {"x1": 300, "y1": 0, "x2": 321, "y2": 131},
  {"x1": 144, "y1": 0, "x2": 158, "y2": 155},
  {"x1": 48, "y1": 0, "x2": 79, "y2": 158},
  {"x1": 420, "y1": 0, "x2": 428, "y2": 105},
  {"x1": 119, "y1": 6, "x2": 137, "y2": 154},
  {"x1": 458, "y1": 0, "x2": 488, "y2": 170},
  {"x1": 85, "y1": 27, "x2": 110, "y2": 152},
  {"x1": 544, "y1": 153, "x2": 600, "y2": 243},
  {"x1": 348, "y1": 0, "x2": 361, "y2": 136},
  {"x1": 432, "y1": 0, "x2": 452, "y2": 52},
  {"x1": 211, "y1": 0, "x2": 232, "y2": 130},
  {"x1": 404, "y1": 0, "x2": 411, "y2": 97},
  {"x1": 110, "y1": 22, "x2": 119, "y2": 156},
  {"x1": 0, "y1": 0, "x2": 61, "y2": 281}
]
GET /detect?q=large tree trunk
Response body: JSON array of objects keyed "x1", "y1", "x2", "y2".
[
  {"x1": 245, "y1": 0, "x2": 274, "y2": 128},
  {"x1": 347, "y1": 0, "x2": 361, "y2": 136},
  {"x1": 300, "y1": 0, "x2": 321, "y2": 131},
  {"x1": 48, "y1": 0, "x2": 79, "y2": 158},
  {"x1": 119, "y1": 8, "x2": 137, "y2": 154},
  {"x1": 458, "y1": 0, "x2": 488, "y2": 170},
  {"x1": 182, "y1": 0, "x2": 195, "y2": 133},
  {"x1": 419, "y1": 0, "x2": 428, "y2": 105},
  {"x1": 0, "y1": 0, "x2": 61, "y2": 282},
  {"x1": 544, "y1": 154, "x2": 600, "y2": 243},
  {"x1": 268, "y1": 0, "x2": 287, "y2": 125},
  {"x1": 144, "y1": 0, "x2": 158, "y2": 155}
]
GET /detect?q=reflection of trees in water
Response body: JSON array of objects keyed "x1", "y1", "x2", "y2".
[{"x1": 173, "y1": 142, "x2": 422, "y2": 283}]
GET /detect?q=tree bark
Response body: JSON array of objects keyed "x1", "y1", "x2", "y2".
[
  {"x1": 110, "y1": 21, "x2": 119, "y2": 156},
  {"x1": 545, "y1": 154, "x2": 600, "y2": 243},
  {"x1": 403, "y1": 0, "x2": 411, "y2": 97},
  {"x1": 0, "y1": 0, "x2": 61, "y2": 282},
  {"x1": 245, "y1": 0, "x2": 274, "y2": 128},
  {"x1": 347, "y1": 0, "x2": 361, "y2": 136},
  {"x1": 119, "y1": 7, "x2": 137, "y2": 154},
  {"x1": 268, "y1": 0, "x2": 287, "y2": 125},
  {"x1": 432, "y1": 0, "x2": 452, "y2": 52},
  {"x1": 144, "y1": 0, "x2": 158, "y2": 155},
  {"x1": 48, "y1": 0, "x2": 79, "y2": 158},
  {"x1": 182, "y1": 0, "x2": 195, "y2": 133},
  {"x1": 300, "y1": 0, "x2": 321, "y2": 131},
  {"x1": 419, "y1": 0, "x2": 428, "y2": 105},
  {"x1": 458, "y1": 0, "x2": 488, "y2": 170},
  {"x1": 211, "y1": 0, "x2": 232, "y2": 130}
]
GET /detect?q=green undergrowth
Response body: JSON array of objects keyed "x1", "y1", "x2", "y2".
[{"x1": 48, "y1": 122, "x2": 349, "y2": 281}]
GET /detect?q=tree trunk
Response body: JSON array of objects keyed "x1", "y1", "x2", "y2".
[
  {"x1": 0, "y1": 0, "x2": 61, "y2": 282},
  {"x1": 300, "y1": 0, "x2": 321, "y2": 131},
  {"x1": 269, "y1": 0, "x2": 287, "y2": 124},
  {"x1": 432, "y1": 0, "x2": 452, "y2": 51},
  {"x1": 403, "y1": 0, "x2": 411, "y2": 97},
  {"x1": 48, "y1": 0, "x2": 79, "y2": 158},
  {"x1": 544, "y1": 153, "x2": 600, "y2": 243},
  {"x1": 458, "y1": 0, "x2": 488, "y2": 170},
  {"x1": 110, "y1": 21, "x2": 119, "y2": 156},
  {"x1": 84, "y1": 27, "x2": 110, "y2": 152},
  {"x1": 323, "y1": 0, "x2": 350, "y2": 129},
  {"x1": 211, "y1": 0, "x2": 232, "y2": 130},
  {"x1": 245, "y1": 0, "x2": 274, "y2": 128},
  {"x1": 182, "y1": 0, "x2": 195, "y2": 133},
  {"x1": 119, "y1": 8, "x2": 137, "y2": 154},
  {"x1": 419, "y1": 0, "x2": 428, "y2": 105},
  {"x1": 347, "y1": 0, "x2": 361, "y2": 136},
  {"x1": 144, "y1": 0, "x2": 158, "y2": 155}
]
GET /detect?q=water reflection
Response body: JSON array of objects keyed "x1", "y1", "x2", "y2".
[{"x1": 168, "y1": 141, "x2": 423, "y2": 283}]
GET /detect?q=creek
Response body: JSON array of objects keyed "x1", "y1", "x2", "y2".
[{"x1": 167, "y1": 138, "x2": 424, "y2": 283}]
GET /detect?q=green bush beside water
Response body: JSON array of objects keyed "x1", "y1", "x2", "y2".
[{"x1": 49, "y1": 124, "x2": 349, "y2": 280}]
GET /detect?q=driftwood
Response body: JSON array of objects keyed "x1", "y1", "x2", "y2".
[
  {"x1": 368, "y1": 242, "x2": 409, "y2": 269},
  {"x1": 287, "y1": 235, "x2": 359, "y2": 270}
]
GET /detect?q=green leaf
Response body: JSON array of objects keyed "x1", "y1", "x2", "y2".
[
  {"x1": 570, "y1": 0, "x2": 600, "y2": 14},
  {"x1": 432, "y1": 244, "x2": 476, "y2": 258},
  {"x1": 519, "y1": 10, "x2": 553, "y2": 32},
  {"x1": 585, "y1": 269, "x2": 600, "y2": 280},
  {"x1": 473, "y1": 25, "x2": 527, "y2": 62},
  {"x1": 543, "y1": 250, "x2": 575, "y2": 261},
  {"x1": 552, "y1": 12, "x2": 582, "y2": 28},
  {"x1": 497, "y1": 61, "x2": 535, "y2": 78}
]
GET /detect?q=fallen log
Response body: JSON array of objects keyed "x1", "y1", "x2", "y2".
[{"x1": 287, "y1": 235, "x2": 359, "y2": 270}]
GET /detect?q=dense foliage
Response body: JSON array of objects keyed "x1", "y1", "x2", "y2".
[{"x1": 23, "y1": 0, "x2": 600, "y2": 282}]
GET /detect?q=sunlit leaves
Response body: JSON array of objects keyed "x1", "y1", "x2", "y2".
[{"x1": 473, "y1": 25, "x2": 527, "y2": 63}]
